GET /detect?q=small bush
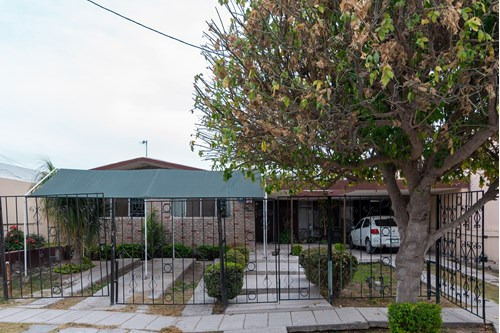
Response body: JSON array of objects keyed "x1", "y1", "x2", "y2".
[
  {"x1": 141, "y1": 211, "x2": 166, "y2": 257},
  {"x1": 54, "y1": 257, "x2": 95, "y2": 274},
  {"x1": 292, "y1": 244, "x2": 303, "y2": 256},
  {"x1": 225, "y1": 249, "x2": 246, "y2": 267},
  {"x1": 204, "y1": 262, "x2": 244, "y2": 301},
  {"x1": 388, "y1": 302, "x2": 442, "y2": 333},
  {"x1": 233, "y1": 246, "x2": 249, "y2": 264},
  {"x1": 4, "y1": 226, "x2": 24, "y2": 251},
  {"x1": 278, "y1": 229, "x2": 291, "y2": 244},
  {"x1": 90, "y1": 244, "x2": 112, "y2": 260},
  {"x1": 195, "y1": 245, "x2": 225, "y2": 260},
  {"x1": 117, "y1": 243, "x2": 143, "y2": 258},
  {"x1": 299, "y1": 247, "x2": 358, "y2": 297},
  {"x1": 163, "y1": 244, "x2": 193, "y2": 258},
  {"x1": 333, "y1": 243, "x2": 346, "y2": 253},
  {"x1": 26, "y1": 234, "x2": 46, "y2": 249}
]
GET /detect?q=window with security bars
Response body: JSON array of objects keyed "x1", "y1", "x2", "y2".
[
  {"x1": 105, "y1": 198, "x2": 145, "y2": 217},
  {"x1": 172, "y1": 199, "x2": 229, "y2": 218}
]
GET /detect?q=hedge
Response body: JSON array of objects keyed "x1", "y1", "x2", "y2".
[
  {"x1": 299, "y1": 247, "x2": 358, "y2": 297},
  {"x1": 204, "y1": 262, "x2": 244, "y2": 301},
  {"x1": 388, "y1": 302, "x2": 442, "y2": 333},
  {"x1": 225, "y1": 249, "x2": 246, "y2": 267}
]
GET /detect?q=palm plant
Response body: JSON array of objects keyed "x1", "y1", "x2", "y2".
[{"x1": 36, "y1": 160, "x2": 103, "y2": 260}]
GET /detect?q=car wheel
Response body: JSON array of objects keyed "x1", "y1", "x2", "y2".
[{"x1": 365, "y1": 239, "x2": 376, "y2": 254}]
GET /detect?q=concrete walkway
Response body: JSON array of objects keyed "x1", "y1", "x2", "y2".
[{"x1": 0, "y1": 304, "x2": 491, "y2": 333}]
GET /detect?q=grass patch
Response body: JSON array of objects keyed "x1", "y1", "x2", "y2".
[
  {"x1": 51, "y1": 322, "x2": 119, "y2": 331},
  {"x1": 0, "y1": 323, "x2": 30, "y2": 333},
  {"x1": 159, "y1": 327, "x2": 183, "y2": 333},
  {"x1": 333, "y1": 263, "x2": 457, "y2": 307}
]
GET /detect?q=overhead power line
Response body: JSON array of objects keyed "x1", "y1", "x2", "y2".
[{"x1": 85, "y1": 0, "x2": 216, "y2": 54}]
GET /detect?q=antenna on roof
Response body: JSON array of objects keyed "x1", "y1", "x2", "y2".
[{"x1": 141, "y1": 140, "x2": 148, "y2": 157}]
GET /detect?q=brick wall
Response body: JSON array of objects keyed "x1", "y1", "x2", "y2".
[{"x1": 111, "y1": 199, "x2": 256, "y2": 250}]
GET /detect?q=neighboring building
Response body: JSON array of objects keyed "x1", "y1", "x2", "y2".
[
  {"x1": 0, "y1": 163, "x2": 49, "y2": 239},
  {"x1": 0, "y1": 162, "x2": 37, "y2": 196},
  {"x1": 93, "y1": 157, "x2": 203, "y2": 171},
  {"x1": 470, "y1": 174, "x2": 499, "y2": 264}
]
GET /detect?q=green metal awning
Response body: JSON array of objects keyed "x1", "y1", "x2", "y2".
[{"x1": 31, "y1": 169, "x2": 264, "y2": 198}]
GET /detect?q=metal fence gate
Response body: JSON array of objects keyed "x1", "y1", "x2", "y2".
[
  {"x1": 0, "y1": 192, "x2": 487, "y2": 319},
  {"x1": 0, "y1": 194, "x2": 111, "y2": 300},
  {"x1": 435, "y1": 191, "x2": 485, "y2": 319}
]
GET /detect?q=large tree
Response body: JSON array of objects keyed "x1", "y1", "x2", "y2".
[{"x1": 193, "y1": 0, "x2": 499, "y2": 302}]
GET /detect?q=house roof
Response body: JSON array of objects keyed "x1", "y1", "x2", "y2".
[
  {"x1": 0, "y1": 163, "x2": 37, "y2": 183},
  {"x1": 30, "y1": 169, "x2": 263, "y2": 198},
  {"x1": 92, "y1": 157, "x2": 202, "y2": 171}
]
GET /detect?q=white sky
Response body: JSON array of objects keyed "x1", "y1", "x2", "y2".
[{"x1": 0, "y1": 0, "x2": 228, "y2": 171}]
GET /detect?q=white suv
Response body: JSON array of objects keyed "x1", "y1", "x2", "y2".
[{"x1": 349, "y1": 216, "x2": 400, "y2": 253}]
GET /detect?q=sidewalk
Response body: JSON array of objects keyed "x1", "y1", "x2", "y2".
[{"x1": 0, "y1": 304, "x2": 490, "y2": 333}]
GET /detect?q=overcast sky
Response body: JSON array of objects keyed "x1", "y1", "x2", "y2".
[{"x1": 1, "y1": 0, "x2": 228, "y2": 171}]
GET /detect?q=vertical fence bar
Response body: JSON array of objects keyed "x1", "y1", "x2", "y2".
[
  {"x1": 481, "y1": 198, "x2": 485, "y2": 322},
  {"x1": 110, "y1": 198, "x2": 116, "y2": 305},
  {"x1": 327, "y1": 196, "x2": 333, "y2": 303},
  {"x1": 217, "y1": 198, "x2": 227, "y2": 306},
  {"x1": 435, "y1": 195, "x2": 441, "y2": 304},
  {"x1": 0, "y1": 199, "x2": 8, "y2": 301}
]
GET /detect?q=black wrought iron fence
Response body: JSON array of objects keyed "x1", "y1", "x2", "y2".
[
  {"x1": 0, "y1": 192, "x2": 486, "y2": 320},
  {"x1": 436, "y1": 191, "x2": 485, "y2": 319},
  {"x1": 0, "y1": 194, "x2": 110, "y2": 300}
]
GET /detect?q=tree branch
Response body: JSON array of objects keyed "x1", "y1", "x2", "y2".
[
  {"x1": 425, "y1": 178, "x2": 499, "y2": 252},
  {"x1": 381, "y1": 164, "x2": 409, "y2": 228}
]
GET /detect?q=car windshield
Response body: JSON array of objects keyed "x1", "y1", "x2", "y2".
[{"x1": 375, "y1": 218, "x2": 397, "y2": 227}]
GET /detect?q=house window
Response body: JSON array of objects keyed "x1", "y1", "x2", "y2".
[
  {"x1": 129, "y1": 198, "x2": 145, "y2": 217},
  {"x1": 172, "y1": 199, "x2": 230, "y2": 218},
  {"x1": 106, "y1": 198, "x2": 145, "y2": 217}
]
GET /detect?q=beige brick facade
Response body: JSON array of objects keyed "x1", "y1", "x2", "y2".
[{"x1": 112, "y1": 199, "x2": 256, "y2": 251}]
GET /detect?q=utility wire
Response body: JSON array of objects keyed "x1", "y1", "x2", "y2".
[{"x1": 85, "y1": 0, "x2": 218, "y2": 54}]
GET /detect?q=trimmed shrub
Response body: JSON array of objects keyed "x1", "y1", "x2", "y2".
[
  {"x1": 204, "y1": 262, "x2": 244, "y2": 301},
  {"x1": 195, "y1": 245, "x2": 226, "y2": 261},
  {"x1": 225, "y1": 249, "x2": 246, "y2": 267},
  {"x1": 162, "y1": 244, "x2": 193, "y2": 258},
  {"x1": 292, "y1": 244, "x2": 303, "y2": 256},
  {"x1": 388, "y1": 302, "x2": 442, "y2": 333},
  {"x1": 333, "y1": 243, "x2": 346, "y2": 253},
  {"x1": 233, "y1": 246, "x2": 249, "y2": 264},
  {"x1": 117, "y1": 243, "x2": 143, "y2": 258},
  {"x1": 299, "y1": 247, "x2": 358, "y2": 297}
]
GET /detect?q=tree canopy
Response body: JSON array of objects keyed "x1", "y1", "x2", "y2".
[{"x1": 193, "y1": 0, "x2": 498, "y2": 194}]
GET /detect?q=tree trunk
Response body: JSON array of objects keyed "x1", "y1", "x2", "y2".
[
  {"x1": 395, "y1": 220, "x2": 429, "y2": 302},
  {"x1": 391, "y1": 184, "x2": 433, "y2": 303}
]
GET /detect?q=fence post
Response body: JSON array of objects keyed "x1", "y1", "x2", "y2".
[
  {"x1": 435, "y1": 195, "x2": 441, "y2": 304},
  {"x1": 327, "y1": 197, "x2": 333, "y2": 303},
  {"x1": 5, "y1": 262, "x2": 11, "y2": 299},
  {"x1": 110, "y1": 198, "x2": 116, "y2": 305},
  {"x1": 0, "y1": 199, "x2": 8, "y2": 301},
  {"x1": 217, "y1": 198, "x2": 227, "y2": 307},
  {"x1": 426, "y1": 260, "x2": 431, "y2": 300}
]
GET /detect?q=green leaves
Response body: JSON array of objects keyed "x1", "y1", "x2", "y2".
[
  {"x1": 381, "y1": 64, "x2": 394, "y2": 88},
  {"x1": 375, "y1": 13, "x2": 394, "y2": 41},
  {"x1": 416, "y1": 37, "x2": 429, "y2": 49},
  {"x1": 427, "y1": 10, "x2": 440, "y2": 23},
  {"x1": 465, "y1": 16, "x2": 482, "y2": 31}
]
